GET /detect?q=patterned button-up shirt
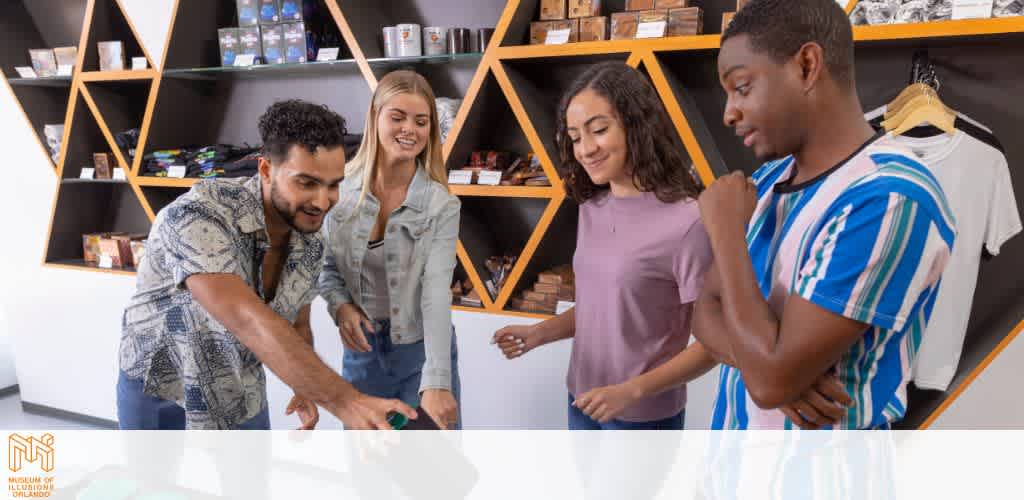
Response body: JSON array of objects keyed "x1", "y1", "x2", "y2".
[{"x1": 118, "y1": 175, "x2": 324, "y2": 429}]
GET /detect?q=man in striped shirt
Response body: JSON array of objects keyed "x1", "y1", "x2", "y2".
[{"x1": 693, "y1": 0, "x2": 955, "y2": 430}]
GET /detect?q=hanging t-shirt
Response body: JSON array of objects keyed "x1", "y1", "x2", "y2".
[
  {"x1": 569, "y1": 192, "x2": 712, "y2": 422},
  {"x1": 711, "y1": 132, "x2": 956, "y2": 430},
  {"x1": 888, "y1": 131, "x2": 1022, "y2": 391}
]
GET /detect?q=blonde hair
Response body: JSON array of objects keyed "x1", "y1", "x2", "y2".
[{"x1": 347, "y1": 70, "x2": 449, "y2": 208}]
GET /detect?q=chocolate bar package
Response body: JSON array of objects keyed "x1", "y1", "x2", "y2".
[
  {"x1": 53, "y1": 47, "x2": 77, "y2": 68},
  {"x1": 538, "y1": 265, "x2": 574, "y2": 285},
  {"x1": 611, "y1": 12, "x2": 639, "y2": 39},
  {"x1": 29, "y1": 49, "x2": 57, "y2": 77},
  {"x1": 639, "y1": 8, "x2": 669, "y2": 24},
  {"x1": 93, "y1": 153, "x2": 113, "y2": 179},
  {"x1": 130, "y1": 238, "x2": 147, "y2": 268},
  {"x1": 97, "y1": 41, "x2": 125, "y2": 71},
  {"x1": 540, "y1": 0, "x2": 567, "y2": 20},
  {"x1": 261, "y1": 24, "x2": 285, "y2": 64},
  {"x1": 722, "y1": 12, "x2": 736, "y2": 32},
  {"x1": 283, "y1": 22, "x2": 307, "y2": 63},
  {"x1": 98, "y1": 236, "x2": 128, "y2": 268},
  {"x1": 667, "y1": 7, "x2": 703, "y2": 36},
  {"x1": 625, "y1": 0, "x2": 656, "y2": 10},
  {"x1": 569, "y1": 0, "x2": 602, "y2": 18},
  {"x1": 656, "y1": 0, "x2": 690, "y2": 7},
  {"x1": 237, "y1": 26, "x2": 263, "y2": 63},
  {"x1": 218, "y1": 28, "x2": 241, "y2": 66},
  {"x1": 530, "y1": 21, "x2": 555, "y2": 44},
  {"x1": 279, "y1": 0, "x2": 303, "y2": 21},
  {"x1": 237, "y1": 0, "x2": 259, "y2": 26},
  {"x1": 113, "y1": 234, "x2": 146, "y2": 268},
  {"x1": 579, "y1": 16, "x2": 609, "y2": 41},
  {"x1": 258, "y1": 0, "x2": 280, "y2": 24},
  {"x1": 82, "y1": 233, "x2": 104, "y2": 264}
]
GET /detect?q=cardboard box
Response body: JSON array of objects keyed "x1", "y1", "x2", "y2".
[
  {"x1": 279, "y1": 0, "x2": 303, "y2": 21},
  {"x1": 579, "y1": 16, "x2": 609, "y2": 41},
  {"x1": 530, "y1": 21, "x2": 554, "y2": 44},
  {"x1": 218, "y1": 28, "x2": 240, "y2": 66},
  {"x1": 53, "y1": 47, "x2": 77, "y2": 69},
  {"x1": 569, "y1": 0, "x2": 602, "y2": 18},
  {"x1": 98, "y1": 236, "x2": 129, "y2": 268},
  {"x1": 93, "y1": 153, "x2": 113, "y2": 179},
  {"x1": 28, "y1": 49, "x2": 57, "y2": 77},
  {"x1": 97, "y1": 41, "x2": 125, "y2": 71},
  {"x1": 282, "y1": 22, "x2": 307, "y2": 63},
  {"x1": 540, "y1": 0, "x2": 567, "y2": 20},
  {"x1": 237, "y1": 26, "x2": 263, "y2": 62},
  {"x1": 261, "y1": 24, "x2": 285, "y2": 64},
  {"x1": 258, "y1": 0, "x2": 280, "y2": 24},
  {"x1": 625, "y1": 0, "x2": 655, "y2": 10},
  {"x1": 611, "y1": 12, "x2": 639, "y2": 39},
  {"x1": 722, "y1": 12, "x2": 736, "y2": 32},
  {"x1": 667, "y1": 7, "x2": 703, "y2": 36},
  {"x1": 636, "y1": 9, "x2": 669, "y2": 38},
  {"x1": 236, "y1": 0, "x2": 259, "y2": 26},
  {"x1": 656, "y1": 0, "x2": 689, "y2": 7}
]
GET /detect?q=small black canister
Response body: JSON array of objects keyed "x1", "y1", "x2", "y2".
[
  {"x1": 477, "y1": 28, "x2": 495, "y2": 52},
  {"x1": 448, "y1": 28, "x2": 470, "y2": 54}
]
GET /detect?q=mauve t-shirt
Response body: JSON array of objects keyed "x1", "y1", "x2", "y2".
[{"x1": 567, "y1": 191, "x2": 712, "y2": 422}]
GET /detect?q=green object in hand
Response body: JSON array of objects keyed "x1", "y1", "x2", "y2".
[{"x1": 387, "y1": 411, "x2": 409, "y2": 430}]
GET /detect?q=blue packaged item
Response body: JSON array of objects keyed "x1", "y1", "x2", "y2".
[
  {"x1": 236, "y1": 0, "x2": 258, "y2": 26},
  {"x1": 280, "y1": 0, "x2": 303, "y2": 21},
  {"x1": 218, "y1": 28, "x2": 240, "y2": 66},
  {"x1": 283, "y1": 22, "x2": 307, "y2": 63},
  {"x1": 261, "y1": 24, "x2": 285, "y2": 64},
  {"x1": 259, "y1": 0, "x2": 280, "y2": 24}
]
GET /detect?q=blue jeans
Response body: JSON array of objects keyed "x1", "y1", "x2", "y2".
[
  {"x1": 116, "y1": 370, "x2": 270, "y2": 430},
  {"x1": 568, "y1": 394, "x2": 685, "y2": 430},
  {"x1": 342, "y1": 319, "x2": 462, "y2": 428}
]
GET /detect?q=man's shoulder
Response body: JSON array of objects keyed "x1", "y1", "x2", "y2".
[{"x1": 158, "y1": 177, "x2": 258, "y2": 229}]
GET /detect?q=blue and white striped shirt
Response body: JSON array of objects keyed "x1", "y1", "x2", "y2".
[{"x1": 711, "y1": 133, "x2": 956, "y2": 430}]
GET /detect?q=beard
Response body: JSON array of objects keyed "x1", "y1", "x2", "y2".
[{"x1": 270, "y1": 181, "x2": 324, "y2": 234}]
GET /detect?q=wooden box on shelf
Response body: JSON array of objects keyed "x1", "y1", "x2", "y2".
[
  {"x1": 568, "y1": 0, "x2": 601, "y2": 18},
  {"x1": 579, "y1": 16, "x2": 609, "y2": 41},
  {"x1": 667, "y1": 7, "x2": 703, "y2": 36},
  {"x1": 93, "y1": 153, "x2": 113, "y2": 179},
  {"x1": 625, "y1": 0, "x2": 656, "y2": 11},
  {"x1": 531, "y1": 19, "x2": 579, "y2": 44},
  {"x1": 655, "y1": 0, "x2": 690, "y2": 7},
  {"x1": 540, "y1": 0, "x2": 568, "y2": 20},
  {"x1": 611, "y1": 12, "x2": 639, "y2": 39},
  {"x1": 722, "y1": 12, "x2": 736, "y2": 32}
]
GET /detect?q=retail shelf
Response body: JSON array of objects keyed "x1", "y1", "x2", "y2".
[
  {"x1": 80, "y1": 69, "x2": 158, "y2": 82},
  {"x1": 365, "y1": 52, "x2": 484, "y2": 69},
  {"x1": 496, "y1": 36, "x2": 719, "y2": 59},
  {"x1": 161, "y1": 53, "x2": 484, "y2": 81},
  {"x1": 61, "y1": 178, "x2": 130, "y2": 184},
  {"x1": 134, "y1": 177, "x2": 198, "y2": 188},
  {"x1": 852, "y1": 16, "x2": 1024, "y2": 42},
  {"x1": 450, "y1": 184, "x2": 556, "y2": 198},
  {"x1": 44, "y1": 259, "x2": 137, "y2": 276},
  {"x1": 7, "y1": 75, "x2": 74, "y2": 88}
]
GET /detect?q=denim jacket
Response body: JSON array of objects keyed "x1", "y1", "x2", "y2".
[{"x1": 319, "y1": 166, "x2": 461, "y2": 393}]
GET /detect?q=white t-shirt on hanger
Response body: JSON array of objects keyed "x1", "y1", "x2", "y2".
[{"x1": 886, "y1": 131, "x2": 1022, "y2": 391}]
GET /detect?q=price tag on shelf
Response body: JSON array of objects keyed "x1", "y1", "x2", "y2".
[
  {"x1": 79, "y1": 167, "x2": 95, "y2": 179},
  {"x1": 131, "y1": 57, "x2": 148, "y2": 70},
  {"x1": 545, "y1": 28, "x2": 571, "y2": 45},
  {"x1": 98, "y1": 255, "x2": 113, "y2": 269},
  {"x1": 316, "y1": 47, "x2": 340, "y2": 61},
  {"x1": 556, "y1": 301, "x2": 576, "y2": 315},
  {"x1": 952, "y1": 0, "x2": 994, "y2": 19},
  {"x1": 57, "y1": 64, "x2": 74, "y2": 77},
  {"x1": 636, "y1": 21, "x2": 667, "y2": 39},
  {"x1": 113, "y1": 168, "x2": 127, "y2": 181},
  {"x1": 477, "y1": 170, "x2": 502, "y2": 186},
  {"x1": 233, "y1": 54, "x2": 256, "y2": 67},
  {"x1": 448, "y1": 170, "x2": 473, "y2": 185},
  {"x1": 15, "y1": 67, "x2": 37, "y2": 78},
  {"x1": 168, "y1": 165, "x2": 187, "y2": 178}
]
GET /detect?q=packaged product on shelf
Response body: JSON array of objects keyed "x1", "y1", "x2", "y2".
[
  {"x1": 285, "y1": 24, "x2": 313, "y2": 65},
  {"x1": 98, "y1": 41, "x2": 125, "y2": 71},
  {"x1": 98, "y1": 234, "x2": 131, "y2": 268},
  {"x1": 722, "y1": 11, "x2": 736, "y2": 31},
  {"x1": 569, "y1": 0, "x2": 602, "y2": 18},
  {"x1": 448, "y1": 28, "x2": 471, "y2": 53},
  {"x1": 656, "y1": 0, "x2": 690, "y2": 7},
  {"x1": 130, "y1": 238, "x2": 147, "y2": 268},
  {"x1": 396, "y1": 24, "x2": 422, "y2": 57},
  {"x1": 113, "y1": 234, "x2": 147, "y2": 268},
  {"x1": 237, "y1": 26, "x2": 263, "y2": 63},
  {"x1": 258, "y1": 0, "x2": 280, "y2": 24},
  {"x1": 477, "y1": 28, "x2": 495, "y2": 52},
  {"x1": 540, "y1": 0, "x2": 568, "y2": 20},
  {"x1": 530, "y1": 21, "x2": 555, "y2": 44},
  {"x1": 579, "y1": 16, "x2": 609, "y2": 41},
  {"x1": 383, "y1": 26, "x2": 398, "y2": 57},
  {"x1": 849, "y1": 1, "x2": 899, "y2": 25},
  {"x1": 436, "y1": 97, "x2": 461, "y2": 143},
  {"x1": 994, "y1": 0, "x2": 1024, "y2": 17},
  {"x1": 44, "y1": 124, "x2": 63, "y2": 163},
  {"x1": 93, "y1": 153, "x2": 113, "y2": 179},
  {"x1": 82, "y1": 233, "x2": 105, "y2": 264},
  {"x1": 53, "y1": 47, "x2": 77, "y2": 69},
  {"x1": 218, "y1": 28, "x2": 241, "y2": 66},
  {"x1": 667, "y1": 7, "x2": 703, "y2": 36},
  {"x1": 611, "y1": 12, "x2": 640, "y2": 39},
  {"x1": 279, "y1": 0, "x2": 303, "y2": 21},
  {"x1": 538, "y1": 264, "x2": 573, "y2": 285},
  {"x1": 261, "y1": 24, "x2": 285, "y2": 64},
  {"x1": 625, "y1": 0, "x2": 656, "y2": 10},
  {"x1": 484, "y1": 255, "x2": 517, "y2": 300},
  {"x1": 28, "y1": 49, "x2": 57, "y2": 77},
  {"x1": 637, "y1": 9, "x2": 670, "y2": 39},
  {"x1": 237, "y1": 0, "x2": 259, "y2": 26},
  {"x1": 423, "y1": 27, "x2": 447, "y2": 56}
]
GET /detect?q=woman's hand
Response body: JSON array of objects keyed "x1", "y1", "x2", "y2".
[{"x1": 336, "y1": 303, "x2": 374, "y2": 352}]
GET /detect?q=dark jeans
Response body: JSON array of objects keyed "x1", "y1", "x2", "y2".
[
  {"x1": 568, "y1": 394, "x2": 685, "y2": 430},
  {"x1": 116, "y1": 370, "x2": 269, "y2": 430}
]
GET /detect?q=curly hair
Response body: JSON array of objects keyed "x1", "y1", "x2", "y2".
[
  {"x1": 723, "y1": 0, "x2": 855, "y2": 88},
  {"x1": 258, "y1": 99, "x2": 348, "y2": 164},
  {"x1": 557, "y1": 62, "x2": 701, "y2": 204}
]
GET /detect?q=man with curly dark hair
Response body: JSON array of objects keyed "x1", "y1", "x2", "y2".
[{"x1": 116, "y1": 99, "x2": 417, "y2": 430}]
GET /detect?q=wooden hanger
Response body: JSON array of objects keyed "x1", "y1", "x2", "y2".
[
  {"x1": 888, "y1": 93, "x2": 956, "y2": 136},
  {"x1": 886, "y1": 82, "x2": 936, "y2": 118}
]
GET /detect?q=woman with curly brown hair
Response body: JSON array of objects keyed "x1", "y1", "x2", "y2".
[{"x1": 490, "y1": 62, "x2": 715, "y2": 430}]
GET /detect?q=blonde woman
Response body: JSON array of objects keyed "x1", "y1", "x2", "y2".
[{"x1": 319, "y1": 70, "x2": 462, "y2": 429}]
